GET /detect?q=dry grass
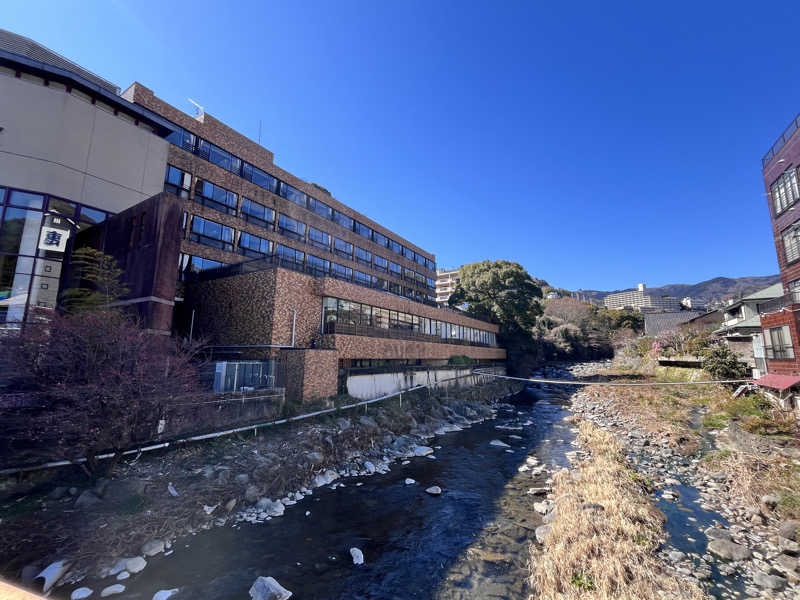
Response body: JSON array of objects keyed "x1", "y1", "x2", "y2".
[{"x1": 530, "y1": 422, "x2": 706, "y2": 600}]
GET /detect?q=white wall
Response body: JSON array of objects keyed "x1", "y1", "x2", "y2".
[
  {"x1": 0, "y1": 73, "x2": 167, "y2": 212},
  {"x1": 346, "y1": 366, "x2": 506, "y2": 400}
]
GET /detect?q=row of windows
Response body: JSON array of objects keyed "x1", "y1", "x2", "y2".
[
  {"x1": 163, "y1": 128, "x2": 436, "y2": 270},
  {"x1": 322, "y1": 297, "x2": 497, "y2": 346},
  {"x1": 771, "y1": 166, "x2": 800, "y2": 215},
  {"x1": 182, "y1": 206, "x2": 434, "y2": 290}
]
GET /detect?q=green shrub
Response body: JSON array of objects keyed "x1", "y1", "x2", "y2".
[{"x1": 448, "y1": 355, "x2": 474, "y2": 367}]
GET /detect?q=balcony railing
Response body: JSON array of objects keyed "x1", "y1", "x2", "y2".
[
  {"x1": 763, "y1": 113, "x2": 800, "y2": 168},
  {"x1": 766, "y1": 345, "x2": 796, "y2": 360},
  {"x1": 323, "y1": 321, "x2": 496, "y2": 347},
  {"x1": 759, "y1": 291, "x2": 800, "y2": 314}
]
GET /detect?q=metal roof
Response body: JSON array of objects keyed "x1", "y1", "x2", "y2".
[{"x1": 741, "y1": 282, "x2": 783, "y2": 301}]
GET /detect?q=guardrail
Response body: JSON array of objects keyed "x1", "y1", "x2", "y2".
[
  {"x1": 763, "y1": 112, "x2": 800, "y2": 168},
  {"x1": 323, "y1": 321, "x2": 496, "y2": 347}
]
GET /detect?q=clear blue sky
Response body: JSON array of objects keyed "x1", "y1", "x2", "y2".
[{"x1": 4, "y1": 1, "x2": 797, "y2": 290}]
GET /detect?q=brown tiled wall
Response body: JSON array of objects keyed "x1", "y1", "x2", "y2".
[
  {"x1": 322, "y1": 334, "x2": 506, "y2": 361},
  {"x1": 281, "y1": 348, "x2": 339, "y2": 402},
  {"x1": 761, "y1": 311, "x2": 800, "y2": 375}
]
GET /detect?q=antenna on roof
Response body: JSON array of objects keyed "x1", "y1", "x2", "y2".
[{"x1": 188, "y1": 98, "x2": 204, "y2": 118}]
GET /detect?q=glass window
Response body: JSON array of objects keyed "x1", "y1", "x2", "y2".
[
  {"x1": 333, "y1": 237, "x2": 353, "y2": 259},
  {"x1": 374, "y1": 307, "x2": 389, "y2": 328},
  {"x1": 278, "y1": 182, "x2": 307, "y2": 208},
  {"x1": 308, "y1": 226, "x2": 331, "y2": 251},
  {"x1": 47, "y1": 197, "x2": 77, "y2": 218},
  {"x1": 333, "y1": 210, "x2": 354, "y2": 230},
  {"x1": 79, "y1": 206, "x2": 107, "y2": 224},
  {"x1": 166, "y1": 127, "x2": 196, "y2": 152},
  {"x1": 323, "y1": 296, "x2": 338, "y2": 329},
  {"x1": 194, "y1": 180, "x2": 237, "y2": 216},
  {"x1": 307, "y1": 254, "x2": 330, "y2": 276},
  {"x1": 783, "y1": 224, "x2": 800, "y2": 264},
  {"x1": 238, "y1": 232, "x2": 272, "y2": 258},
  {"x1": 354, "y1": 270, "x2": 371, "y2": 286},
  {"x1": 374, "y1": 255, "x2": 388, "y2": 271},
  {"x1": 389, "y1": 261, "x2": 402, "y2": 277},
  {"x1": 373, "y1": 231, "x2": 388, "y2": 247},
  {"x1": 404, "y1": 267, "x2": 415, "y2": 280},
  {"x1": 402, "y1": 246, "x2": 415, "y2": 260},
  {"x1": 389, "y1": 281, "x2": 402, "y2": 295},
  {"x1": 242, "y1": 163, "x2": 278, "y2": 193},
  {"x1": 355, "y1": 246, "x2": 372, "y2": 266},
  {"x1": 425, "y1": 258, "x2": 435, "y2": 271},
  {"x1": 331, "y1": 262, "x2": 352, "y2": 280},
  {"x1": 241, "y1": 198, "x2": 275, "y2": 228},
  {"x1": 276, "y1": 244, "x2": 304, "y2": 266},
  {"x1": 277, "y1": 214, "x2": 306, "y2": 241},
  {"x1": 426, "y1": 277, "x2": 435, "y2": 289},
  {"x1": 416, "y1": 253, "x2": 427, "y2": 267},
  {"x1": 354, "y1": 221, "x2": 372, "y2": 239},
  {"x1": 765, "y1": 325, "x2": 795, "y2": 360},
  {"x1": 8, "y1": 191, "x2": 44, "y2": 210},
  {"x1": 197, "y1": 139, "x2": 240, "y2": 173},
  {"x1": 360, "y1": 303, "x2": 372, "y2": 327},
  {"x1": 772, "y1": 168, "x2": 800, "y2": 215},
  {"x1": 189, "y1": 215, "x2": 234, "y2": 251},
  {"x1": 388, "y1": 239, "x2": 402, "y2": 254},
  {"x1": 0, "y1": 208, "x2": 41, "y2": 255},
  {"x1": 165, "y1": 165, "x2": 191, "y2": 199},
  {"x1": 372, "y1": 276, "x2": 388, "y2": 291},
  {"x1": 308, "y1": 197, "x2": 333, "y2": 220}
]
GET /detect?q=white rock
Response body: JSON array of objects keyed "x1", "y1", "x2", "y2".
[
  {"x1": 100, "y1": 584, "x2": 125, "y2": 597},
  {"x1": 125, "y1": 556, "x2": 147, "y2": 574},
  {"x1": 364, "y1": 461, "x2": 376, "y2": 474},
  {"x1": 107, "y1": 559, "x2": 128, "y2": 577},
  {"x1": 489, "y1": 440, "x2": 510, "y2": 448},
  {"x1": 425, "y1": 486, "x2": 442, "y2": 495},
  {"x1": 255, "y1": 498, "x2": 285, "y2": 517},
  {"x1": 71, "y1": 588, "x2": 93, "y2": 600},
  {"x1": 249, "y1": 576, "x2": 292, "y2": 599},
  {"x1": 116, "y1": 571, "x2": 129, "y2": 580},
  {"x1": 350, "y1": 547, "x2": 364, "y2": 565},
  {"x1": 152, "y1": 589, "x2": 180, "y2": 600},
  {"x1": 37, "y1": 560, "x2": 70, "y2": 593},
  {"x1": 413, "y1": 446, "x2": 434, "y2": 457},
  {"x1": 203, "y1": 504, "x2": 218, "y2": 515},
  {"x1": 141, "y1": 539, "x2": 165, "y2": 557},
  {"x1": 404, "y1": 478, "x2": 416, "y2": 485}
]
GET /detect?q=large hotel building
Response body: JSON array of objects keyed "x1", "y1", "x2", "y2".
[{"x1": 0, "y1": 30, "x2": 504, "y2": 401}]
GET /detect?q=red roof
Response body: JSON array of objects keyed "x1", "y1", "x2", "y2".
[{"x1": 754, "y1": 374, "x2": 800, "y2": 391}]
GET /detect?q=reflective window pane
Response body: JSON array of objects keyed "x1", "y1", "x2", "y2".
[
  {"x1": 0, "y1": 208, "x2": 41, "y2": 255},
  {"x1": 8, "y1": 190, "x2": 44, "y2": 210}
]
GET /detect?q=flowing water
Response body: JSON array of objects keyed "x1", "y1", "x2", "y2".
[{"x1": 99, "y1": 386, "x2": 577, "y2": 599}]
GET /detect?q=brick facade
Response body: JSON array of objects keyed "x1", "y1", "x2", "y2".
[
  {"x1": 760, "y1": 311, "x2": 800, "y2": 375},
  {"x1": 322, "y1": 333, "x2": 506, "y2": 361},
  {"x1": 280, "y1": 348, "x2": 339, "y2": 402}
]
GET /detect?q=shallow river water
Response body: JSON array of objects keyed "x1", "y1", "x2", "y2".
[{"x1": 106, "y1": 386, "x2": 577, "y2": 600}]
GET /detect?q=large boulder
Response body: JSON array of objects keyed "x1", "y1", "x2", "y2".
[
  {"x1": 245, "y1": 485, "x2": 261, "y2": 504},
  {"x1": 779, "y1": 520, "x2": 800, "y2": 542},
  {"x1": 255, "y1": 498, "x2": 285, "y2": 517},
  {"x1": 412, "y1": 446, "x2": 434, "y2": 457},
  {"x1": 140, "y1": 540, "x2": 165, "y2": 557},
  {"x1": 753, "y1": 571, "x2": 787, "y2": 591},
  {"x1": 249, "y1": 576, "x2": 292, "y2": 600},
  {"x1": 707, "y1": 538, "x2": 751, "y2": 561}
]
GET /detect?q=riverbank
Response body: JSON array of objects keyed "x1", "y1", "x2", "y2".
[
  {"x1": 0, "y1": 377, "x2": 522, "y2": 598},
  {"x1": 569, "y1": 371, "x2": 800, "y2": 598}
]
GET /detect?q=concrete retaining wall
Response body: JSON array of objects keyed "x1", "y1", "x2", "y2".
[{"x1": 346, "y1": 366, "x2": 506, "y2": 400}]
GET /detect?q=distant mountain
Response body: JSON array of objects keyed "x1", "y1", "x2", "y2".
[{"x1": 575, "y1": 275, "x2": 781, "y2": 306}]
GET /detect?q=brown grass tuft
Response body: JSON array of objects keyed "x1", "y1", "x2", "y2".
[{"x1": 530, "y1": 421, "x2": 706, "y2": 599}]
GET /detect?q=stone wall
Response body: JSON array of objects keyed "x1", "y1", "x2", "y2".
[{"x1": 281, "y1": 348, "x2": 339, "y2": 403}]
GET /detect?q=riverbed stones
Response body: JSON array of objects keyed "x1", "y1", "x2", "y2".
[
  {"x1": 75, "y1": 490, "x2": 102, "y2": 509},
  {"x1": 426, "y1": 486, "x2": 442, "y2": 495},
  {"x1": 100, "y1": 584, "x2": 125, "y2": 597},
  {"x1": 311, "y1": 469, "x2": 340, "y2": 487},
  {"x1": 71, "y1": 588, "x2": 93, "y2": 599},
  {"x1": 36, "y1": 559, "x2": 70, "y2": 593},
  {"x1": 533, "y1": 500, "x2": 553, "y2": 515},
  {"x1": 535, "y1": 525, "x2": 551, "y2": 544},
  {"x1": 140, "y1": 539, "x2": 165, "y2": 557},
  {"x1": 753, "y1": 570, "x2": 787, "y2": 591},
  {"x1": 363, "y1": 461, "x2": 376, "y2": 474},
  {"x1": 255, "y1": 498, "x2": 285, "y2": 517},
  {"x1": 152, "y1": 590, "x2": 180, "y2": 600},
  {"x1": 780, "y1": 519, "x2": 800, "y2": 541},
  {"x1": 235, "y1": 473, "x2": 250, "y2": 486},
  {"x1": 116, "y1": 571, "x2": 129, "y2": 580},
  {"x1": 245, "y1": 484, "x2": 261, "y2": 504},
  {"x1": 708, "y1": 535, "x2": 752, "y2": 562},
  {"x1": 125, "y1": 556, "x2": 147, "y2": 574},
  {"x1": 225, "y1": 498, "x2": 237, "y2": 512},
  {"x1": 249, "y1": 576, "x2": 292, "y2": 600},
  {"x1": 405, "y1": 478, "x2": 416, "y2": 485},
  {"x1": 350, "y1": 547, "x2": 364, "y2": 565},
  {"x1": 489, "y1": 440, "x2": 511, "y2": 448},
  {"x1": 413, "y1": 446, "x2": 434, "y2": 457}
]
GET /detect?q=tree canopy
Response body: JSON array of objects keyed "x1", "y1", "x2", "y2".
[{"x1": 448, "y1": 260, "x2": 543, "y2": 334}]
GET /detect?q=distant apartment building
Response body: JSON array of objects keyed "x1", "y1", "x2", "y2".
[
  {"x1": 435, "y1": 268, "x2": 460, "y2": 306},
  {"x1": 0, "y1": 30, "x2": 505, "y2": 402},
  {"x1": 603, "y1": 283, "x2": 682, "y2": 312}
]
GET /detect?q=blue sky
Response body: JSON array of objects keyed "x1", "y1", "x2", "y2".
[{"x1": 4, "y1": 1, "x2": 797, "y2": 291}]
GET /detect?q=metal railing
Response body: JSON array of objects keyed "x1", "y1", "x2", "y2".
[
  {"x1": 763, "y1": 112, "x2": 800, "y2": 168},
  {"x1": 760, "y1": 291, "x2": 800, "y2": 314}
]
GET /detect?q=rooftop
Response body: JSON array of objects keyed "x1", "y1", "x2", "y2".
[{"x1": 763, "y1": 112, "x2": 800, "y2": 169}]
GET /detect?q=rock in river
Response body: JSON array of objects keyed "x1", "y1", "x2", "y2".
[
  {"x1": 255, "y1": 498, "x2": 285, "y2": 517},
  {"x1": 489, "y1": 440, "x2": 510, "y2": 448},
  {"x1": 707, "y1": 538, "x2": 752, "y2": 561},
  {"x1": 152, "y1": 589, "x2": 180, "y2": 600},
  {"x1": 125, "y1": 556, "x2": 147, "y2": 574},
  {"x1": 425, "y1": 486, "x2": 442, "y2": 496},
  {"x1": 535, "y1": 525, "x2": 551, "y2": 544},
  {"x1": 100, "y1": 584, "x2": 125, "y2": 597},
  {"x1": 413, "y1": 446, "x2": 434, "y2": 457},
  {"x1": 140, "y1": 539, "x2": 165, "y2": 557},
  {"x1": 350, "y1": 547, "x2": 364, "y2": 565},
  {"x1": 249, "y1": 576, "x2": 292, "y2": 599},
  {"x1": 71, "y1": 588, "x2": 93, "y2": 600},
  {"x1": 37, "y1": 560, "x2": 70, "y2": 593}
]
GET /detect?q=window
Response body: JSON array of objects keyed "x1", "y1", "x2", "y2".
[
  {"x1": 47, "y1": 197, "x2": 77, "y2": 218},
  {"x1": 425, "y1": 258, "x2": 435, "y2": 271},
  {"x1": 277, "y1": 214, "x2": 306, "y2": 241},
  {"x1": 772, "y1": 168, "x2": 800, "y2": 215},
  {"x1": 179, "y1": 253, "x2": 224, "y2": 276},
  {"x1": 0, "y1": 208, "x2": 41, "y2": 255},
  {"x1": 278, "y1": 182, "x2": 307, "y2": 208},
  {"x1": 308, "y1": 197, "x2": 333, "y2": 220},
  {"x1": 8, "y1": 190, "x2": 44, "y2": 210},
  {"x1": 189, "y1": 215, "x2": 234, "y2": 251},
  {"x1": 354, "y1": 221, "x2": 372, "y2": 239},
  {"x1": 373, "y1": 231, "x2": 388, "y2": 247},
  {"x1": 197, "y1": 139, "x2": 241, "y2": 174},
  {"x1": 307, "y1": 254, "x2": 330, "y2": 276},
  {"x1": 79, "y1": 206, "x2": 108, "y2": 225},
  {"x1": 404, "y1": 267, "x2": 415, "y2": 281},
  {"x1": 331, "y1": 262, "x2": 352, "y2": 281},
  {"x1": 355, "y1": 246, "x2": 372, "y2": 266},
  {"x1": 308, "y1": 227, "x2": 331, "y2": 251},
  {"x1": 166, "y1": 127, "x2": 196, "y2": 152},
  {"x1": 374, "y1": 306, "x2": 389, "y2": 328},
  {"x1": 426, "y1": 277, "x2": 435, "y2": 290},
  {"x1": 238, "y1": 232, "x2": 272, "y2": 258},
  {"x1": 323, "y1": 296, "x2": 338, "y2": 329},
  {"x1": 242, "y1": 163, "x2": 278, "y2": 193},
  {"x1": 403, "y1": 246, "x2": 415, "y2": 260},
  {"x1": 354, "y1": 270, "x2": 371, "y2": 286},
  {"x1": 165, "y1": 165, "x2": 191, "y2": 198},
  {"x1": 783, "y1": 223, "x2": 800, "y2": 264},
  {"x1": 389, "y1": 281, "x2": 402, "y2": 295},
  {"x1": 389, "y1": 261, "x2": 402, "y2": 277},
  {"x1": 373, "y1": 276, "x2": 388, "y2": 291},
  {"x1": 416, "y1": 253, "x2": 427, "y2": 267},
  {"x1": 765, "y1": 325, "x2": 795, "y2": 360},
  {"x1": 241, "y1": 198, "x2": 275, "y2": 228},
  {"x1": 374, "y1": 255, "x2": 388, "y2": 272},
  {"x1": 415, "y1": 271, "x2": 425, "y2": 284},
  {"x1": 333, "y1": 210, "x2": 354, "y2": 230},
  {"x1": 388, "y1": 238, "x2": 402, "y2": 254},
  {"x1": 194, "y1": 180, "x2": 237, "y2": 216},
  {"x1": 276, "y1": 244, "x2": 304, "y2": 267},
  {"x1": 333, "y1": 237, "x2": 353, "y2": 259}
]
